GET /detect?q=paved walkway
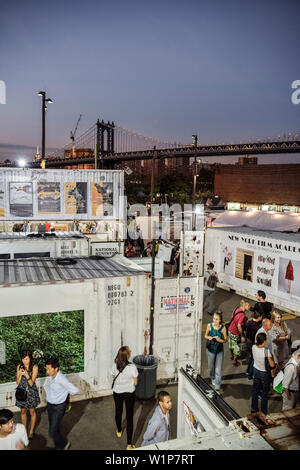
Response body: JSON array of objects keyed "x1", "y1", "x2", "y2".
[{"x1": 13, "y1": 287, "x2": 300, "y2": 450}]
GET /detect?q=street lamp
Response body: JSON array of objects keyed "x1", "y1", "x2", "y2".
[{"x1": 38, "y1": 91, "x2": 53, "y2": 160}]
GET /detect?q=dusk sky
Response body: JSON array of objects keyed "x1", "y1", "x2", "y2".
[{"x1": 0, "y1": 0, "x2": 299, "y2": 163}]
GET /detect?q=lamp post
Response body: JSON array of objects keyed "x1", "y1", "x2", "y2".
[{"x1": 38, "y1": 91, "x2": 53, "y2": 160}]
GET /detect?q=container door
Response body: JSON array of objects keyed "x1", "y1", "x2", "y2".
[{"x1": 153, "y1": 276, "x2": 203, "y2": 380}]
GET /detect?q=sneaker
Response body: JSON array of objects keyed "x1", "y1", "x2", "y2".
[
  {"x1": 215, "y1": 389, "x2": 223, "y2": 394},
  {"x1": 63, "y1": 441, "x2": 71, "y2": 450},
  {"x1": 126, "y1": 444, "x2": 136, "y2": 450},
  {"x1": 232, "y1": 361, "x2": 241, "y2": 367},
  {"x1": 65, "y1": 404, "x2": 72, "y2": 413},
  {"x1": 116, "y1": 430, "x2": 122, "y2": 438},
  {"x1": 212, "y1": 379, "x2": 216, "y2": 387}
]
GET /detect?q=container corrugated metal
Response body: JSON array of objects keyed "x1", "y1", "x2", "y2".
[
  {"x1": 0, "y1": 232, "x2": 89, "y2": 259},
  {"x1": 0, "y1": 168, "x2": 125, "y2": 221},
  {"x1": 0, "y1": 256, "x2": 151, "y2": 409},
  {"x1": 205, "y1": 226, "x2": 300, "y2": 315}
]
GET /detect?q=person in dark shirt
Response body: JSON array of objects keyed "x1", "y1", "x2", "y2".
[
  {"x1": 252, "y1": 290, "x2": 273, "y2": 320},
  {"x1": 245, "y1": 310, "x2": 263, "y2": 380}
]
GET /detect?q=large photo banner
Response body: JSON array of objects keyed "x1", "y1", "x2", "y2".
[
  {"x1": 65, "y1": 182, "x2": 87, "y2": 214},
  {"x1": 9, "y1": 182, "x2": 33, "y2": 217},
  {"x1": 38, "y1": 183, "x2": 61, "y2": 214},
  {"x1": 0, "y1": 310, "x2": 84, "y2": 384},
  {"x1": 91, "y1": 182, "x2": 113, "y2": 216}
]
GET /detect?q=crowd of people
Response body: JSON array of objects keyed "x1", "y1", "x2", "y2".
[
  {"x1": 203, "y1": 267, "x2": 300, "y2": 417},
  {"x1": 0, "y1": 347, "x2": 173, "y2": 451}
]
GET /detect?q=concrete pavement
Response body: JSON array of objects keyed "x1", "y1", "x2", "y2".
[{"x1": 13, "y1": 287, "x2": 300, "y2": 450}]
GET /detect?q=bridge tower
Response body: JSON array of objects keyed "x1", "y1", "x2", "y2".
[{"x1": 96, "y1": 119, "x2": 115, "y2": 169}]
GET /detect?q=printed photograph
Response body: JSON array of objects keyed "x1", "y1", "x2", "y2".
[
  {"x1": 235, "y1": 248, "x2": 254, "y2": 282},
  {"x1": 91, "y1": 182, "x2": 113, "y2": 216},
  {"x1": 278, "y1": 257, "x2": 300, "y2": 298},
  {"x1": 65, "y1": 182, "x2": 87, "y2": 214},
  {"x1": 9, "y1": 182, "x2": 33, "y2": 217},
  {"x1": 0, "y1": 310, "x2": 84, "y2": 384},
  {"x1": 38, "y1": 182, "x2": 61, "y2": 214}
]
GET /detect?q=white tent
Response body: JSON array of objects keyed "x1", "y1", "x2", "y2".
[{"x1": 211, "y1": 210, "x2": 300, "y2": 232}]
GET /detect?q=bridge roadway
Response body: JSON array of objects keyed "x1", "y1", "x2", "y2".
[
  {"x1": 14, "y1": 287, "x2": 300, "y2": 450},
  {"x1": 2, "y1": 139, "x2": 298, "y2": 168}
]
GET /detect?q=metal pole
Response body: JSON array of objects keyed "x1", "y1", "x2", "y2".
[
  {"x1": 42, "y1": 93, "x2": 45, "y2": 160},
  {"x1": 149, "y1": 228, "x2": 156, "y2": 355}
]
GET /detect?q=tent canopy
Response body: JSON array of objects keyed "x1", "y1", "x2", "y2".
[{"x1": 211, "y1": 210, "x2": 300, "y2": 232}]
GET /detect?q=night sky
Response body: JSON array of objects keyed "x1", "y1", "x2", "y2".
[{"x1": 0, "y1": 0, "x2": 299, "y2": 163}]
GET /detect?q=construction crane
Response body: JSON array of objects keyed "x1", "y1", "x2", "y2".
[{"x1": 70, "y1": 114, "x2": 82, "y2": 157}]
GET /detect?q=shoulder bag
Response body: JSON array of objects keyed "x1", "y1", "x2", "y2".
[{"x1": 111, "y1": 362, "x2": 131, "y2": 389}]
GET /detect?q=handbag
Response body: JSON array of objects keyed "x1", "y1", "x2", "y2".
[
  {"x1": 15, "y1": 386, "x2": 28, "y2": 402},
  {"x1": 264, "y1": 349, "x2": 272, "y2": 373},
  {"x1": 112, "y1": 363, "x2": 130, "y2": 389}
]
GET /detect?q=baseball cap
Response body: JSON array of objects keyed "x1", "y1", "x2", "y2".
[{"x1": 207, "y1": 262, "x2": 214, "y2": 269}]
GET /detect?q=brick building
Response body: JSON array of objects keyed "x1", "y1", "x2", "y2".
[{"x1": 214, "y1": 163, "x2": 300, "y2": 206}]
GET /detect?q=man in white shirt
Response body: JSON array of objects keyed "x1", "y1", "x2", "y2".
[
  {"x1": 45, "y1": 357, "x2": 79, "y2": 450},
  {"x1": 0, "y1": 409, "x2": 28, "y2": 450},
  {"x1": 282, "y1": 350, "x2": 300, "y2": 411}
]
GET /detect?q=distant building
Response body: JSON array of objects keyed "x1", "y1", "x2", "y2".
[
  {"x1": 214, "y1": 163, "x2": 300, "y2": 208},
  {"x1": 237, "y1": 155, "x2": 258, "y2": 165}
]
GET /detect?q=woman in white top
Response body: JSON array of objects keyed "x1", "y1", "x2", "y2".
[
  {"x1": 251, "y1": 332, "x2": 275, "y2": 415},
  {"x1": 111, "y1": 346, "x2": 138, "y2": 450}
]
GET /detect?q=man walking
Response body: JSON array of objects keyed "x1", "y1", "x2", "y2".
[
  {"x1": 141, "y1": 391, "x2": 172, "y2": 447},
  {"x1": 203, "y1": 262, "x2": 218, "y2": 315},
  {"x1": 252, "y1": 290, "x2": 273, "y2": 320},
  {"x1": 45, "y1": 357, "x2": 79, "y2": 450}
]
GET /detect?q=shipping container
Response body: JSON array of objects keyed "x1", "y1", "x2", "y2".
[
  {"x1": 153, "y1": 276, "x2": 203, "y2": 380},
  {"x1": 0, "y1": 256, "x2": 150, "y2": 409},
  {"x1": 205, "y1": 226, "x2": 300, "y2": 315},
  {"x1": 141, "y1": 368, "x2": 300, "y2": 450},
  {"x1": 0, "y1": 232, "x2": 89, "y2": 259},
  {"x1": 0, "y1": 255, "x2": 204, "y2": 409},
  {"x1": 0, "y1": 168, "x2": 125, "y2": 222}
]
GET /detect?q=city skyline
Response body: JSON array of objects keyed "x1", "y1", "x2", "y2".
[{"x1": 0, "y1": 0, "x2": 299, "y2": 163}]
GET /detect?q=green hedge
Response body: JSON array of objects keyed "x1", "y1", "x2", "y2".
[{"x1": 0, "y1": 310, "x2": 84, "y2": 384}]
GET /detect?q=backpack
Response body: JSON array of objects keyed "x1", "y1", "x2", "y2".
[
  {"x1": 207, "y1": 272, "x2": 218, "y2": 288},
  {"x1": 273, "y1": 362, "x2": 295, "y2": 394}
]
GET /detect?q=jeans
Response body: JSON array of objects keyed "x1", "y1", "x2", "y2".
[
  {"x1": 203, "y1": 290, "x2": 214, "y2": 314},
  {"x1": 47, "y1": 402, "x2": 67, "y2": 449},
  {"x1": 113, "y1": 392, "x2": 135, "y2": 445},
  {"x1": 206, "y1": 349, "x2": 224, "y2": 390},
  {"x1": 246, "y1": 350, "x2": 254, "y2": 379},
  {"x1": 251, "y1": 368, "x2": 271, "y2": 415}
]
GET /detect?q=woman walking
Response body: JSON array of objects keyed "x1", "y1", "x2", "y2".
[
  {"x1": 251, "y1": 332, "x2": 275, "y2": 415},
  {"x1": 204, "y1": 311, "x2": 227, "y2": 393},
  {"x1": 15, "y1": 350, "x2": 40, "y2": 441},
  {"x1": 270, "y1": 311, "x2": 291, "y2": 370},
  {"x1": 111, "y1": 346, "x2": 138, "y2": 450}
]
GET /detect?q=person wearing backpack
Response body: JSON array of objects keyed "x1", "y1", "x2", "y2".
[
  {"x1": 204, "y1": 311, "x2": 227, "y2": 393},
  {"x1": 203, "y1": 262, "x2": 218, "y2": 315},
  {"x1": 282, "y1": 349, "x2": 300, "y2": 411},
  {"x1": 228, "y1": 299, "x2": 250, "y2": 367}
]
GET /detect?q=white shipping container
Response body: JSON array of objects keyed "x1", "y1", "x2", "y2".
[
  {"x1": 153, "y1": 276, "x2": 203, "y2": 380},
  {"x1": 0, "y1": 257, "x2": 151, "y2": 409},
  {"x1": 205, "y1": 226, "x2": 300, "y2": 315},
  {"x1": 0, "y1": 232, "x2": 89, "y2": 259},
  {"x1": 0, "y1": 168, "x2": 125, "y2": 221}
]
